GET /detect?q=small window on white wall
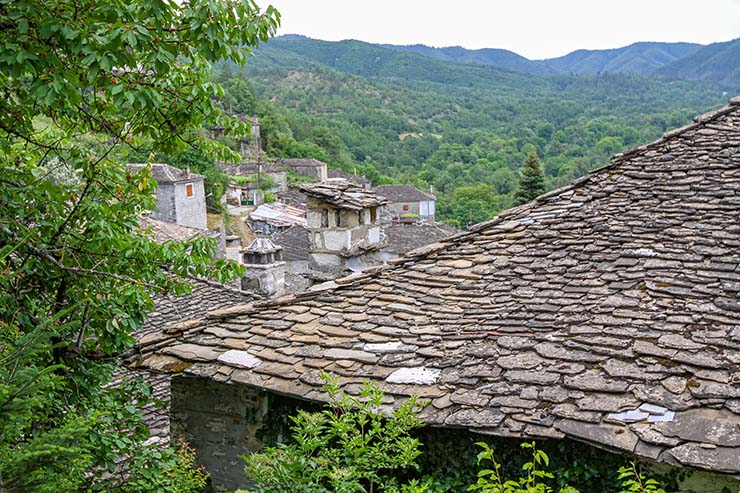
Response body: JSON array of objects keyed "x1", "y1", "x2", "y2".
[{"x1": 185, "y1": 183, "x2": 194, "y2": 198}]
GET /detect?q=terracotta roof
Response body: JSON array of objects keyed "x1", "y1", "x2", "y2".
[
  {"x1": 132, "y1": 98, "x2": 740, "y2": 474},
  {"x1": 383, "y1": 223, "x2": 458, "y2": 256},
  {"x1": 299, "y1": 179, "x2": 388, "y2": 210},
  {"x1": 273, "y1": 225, "x2": 311, "y2": 261},
  {"x1": 128, "y1": 163, "x2": 204, "y2": 184},
  {"x1": 375, "y1": 184, "x2": 435, "y2": 202}
]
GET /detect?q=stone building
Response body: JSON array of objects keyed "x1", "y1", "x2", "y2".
[
  {"x1": 299, "y1": 179, "x2": 388, "y2": 275},
  {"x1": 375, "y1": 184, "x2": 436, "y2": 223},
  {"x1": 133, "y1": 98, "x2": 740, "y2": 492},
  {"x1": 129, "y1": 163, "x2": 208, "y2": 230},
  {"x1": 221, "y1": 162, "x2": 288, "y2": 206},
  {"x1": 274, "y1": 157, "x2": 328, "y2": 182}
]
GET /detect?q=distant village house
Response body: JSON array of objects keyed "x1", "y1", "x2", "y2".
[{"x1": 375, "y1": 184, "x2": 436, "y2": 223}]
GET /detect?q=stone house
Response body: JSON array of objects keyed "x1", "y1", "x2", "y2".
[
  {"x1": 220, "y1": 162, "x2": 288, "y2": 206},
  {"x1": 375, "y1": 184, "x2": 436, "y2": 223},
  {"x1": 274, "y1": 157, "x2": 328, "y2": 182},
  {"x1": 118, "y1": 217, "x2": 260, "y2": 447},
  {"x1": 300, "y1": 179, "x2": 388, "y2": 275},
  {"x1": 129, "y1": 163, "x2": 208, "y2": 230},
  {"x1": 131, "y1": 98, "x2": 740, "y2": 492}
]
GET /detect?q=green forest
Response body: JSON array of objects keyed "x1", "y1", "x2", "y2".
[{"x1": 214, "y1": 36, "x2": 729, "y2": 226}]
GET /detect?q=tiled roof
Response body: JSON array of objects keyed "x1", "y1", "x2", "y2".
[
  {"x1": 299, "y1": 179, "x2": 388, "y2": 210},
  {"x1": 375, "y1": 184, "x2": 435, "y2": 202},
  {"x1": 132, "y1": 98, "x2": 740, "y2": 474},
  {"x1": 383, "y1": 223, "x2": 458, "y2": 256},
  {"x1": 128, "y1": 163, "x2": 204, "y2": 184}
]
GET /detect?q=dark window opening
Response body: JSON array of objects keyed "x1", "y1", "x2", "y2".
[
  {"x1": 334, "y1": 209, "x2": 341, "y2": 227},
  {"x1": 321, "y1": 209, "x2": 329, "y2": 228}
]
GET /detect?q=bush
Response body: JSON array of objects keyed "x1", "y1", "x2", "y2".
[{"x1": 242, "y1": 372, "x2": 426, "y2": 493}]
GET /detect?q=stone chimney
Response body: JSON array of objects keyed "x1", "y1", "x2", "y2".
[
  {"x1": 299, "y1": 179, "x2": 388, "y2": 275},
  {"x1": 240, "y1": 237, "x2": 285, "y2": 297}
]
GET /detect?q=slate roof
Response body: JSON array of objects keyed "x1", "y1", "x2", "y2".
[
  {"x1": 299, "y1": 179, "x2": 388, "y2": 210},
  {"x1": 220, "y1": 162, "x2": 284, "y2": 176},
  {"x1": 327, "y1": 168, "x2": 372, "y2": 186},
  {"x1": 275, "y1": 157, "x2": 326, "y2": 167},
  {"x1": 383, "y1": 223, "x2": 459, "y2": 256},
  {"x1": 118, "y1": 221, "x2": 259, "y2": 444},
  {"x1": 128, "y1": 163, "x2": 204, "y2": 184},
  {"x1": 138, "y1": 216, "x2": 214, "y2": 243},
  {"x1": 375, "y1": 184, "x2": 435, "y2": 202},
  {"x1": 277, "y1": 189, "x2": 309, "y2": 208},
  {"x1": 132, "y1": 98, "x2": 740, "y2": 474},
  {"x1": 273, "y1": 225, "x2": 311, "y2": 261}
]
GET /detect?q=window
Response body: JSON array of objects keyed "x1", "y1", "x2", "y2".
[
  {"x1": 370, "y1": 207, "x2": 378, "y2": 224},
  {"x1": 185, "y1": 183, "x2": 194, "y2": 198},
  {"x1": 402, "y1": 204, "x2": 409, "y2": 212},
  {"x1": 334, "y1": 209, "x2": 342, "y2": 227},
  {"x1": 321, "y1": 209, "x2": 329, "y2": 228},
  {"x1": 358, "y1": 210, "x2": 365, "y2": 225}
]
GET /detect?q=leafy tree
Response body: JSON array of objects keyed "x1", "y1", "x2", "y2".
[
  {"x1": 0, "y1": 0, "x2": 279, "y2": 490},
  {"x1": 514, "y1": 151, "x2": 546, "y2": 205}
]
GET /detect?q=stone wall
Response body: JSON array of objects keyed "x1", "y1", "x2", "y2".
[
  {"x1": 170, "y1": 375, "x2": 266, "y2": 493},
  {"x1": 174, "y1": 180, "x2": 208, "y2": 230},
  {"x1": 152, "y1": 182, "x2": 177, "y2": 223}
]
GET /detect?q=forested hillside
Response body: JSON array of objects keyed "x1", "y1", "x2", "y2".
[
  {"x1": 657, "y1": 38, "x2": 740, "y2": 86},
  {"x1": 218, "y1": 37, "x2": 729, "y2": 225}
]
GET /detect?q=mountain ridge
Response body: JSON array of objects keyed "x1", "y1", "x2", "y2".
[{"x1": 272, "y1": 34, "x2": 739, "y2": 86}]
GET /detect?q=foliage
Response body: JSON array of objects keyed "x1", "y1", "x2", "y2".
[
  {"x1": 469, "y1": 443, "x2": 670, "y2": 493},
  {"x1": 514, "y1": 151, "x2": 546, "y2": 205},
  {"x1": 469, "y1": 442, "x2": 576, "y2": 493},
  {"x1": 214, "y1": 36, "x2": 726, "y2": 224},
  {"x1": 243, "y1": 372, "x2": 427, "y2": 493},
  {"x1": 232, "y1": 172, "x2": 276, "y2": 191},
  {"x1": 617, "y1": 464, "x2": 666, "y2": 493},
  {"x1": 0, "y1": 0, "x2": 279, "y2": 490}
]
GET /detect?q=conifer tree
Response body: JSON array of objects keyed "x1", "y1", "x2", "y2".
[{"x1": 515, "y1": 150, "x2": 546, "y2": 205}]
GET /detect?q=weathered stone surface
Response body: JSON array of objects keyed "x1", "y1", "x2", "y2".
[
  {"x1": 556, "y1": 419, "x2": 639, "y2": 452},
  {"x1": 163, "y1": 343, "x2": 222, "y2": 362},
  {"x1": 386, "y1": 367, "x2": 440, "y2": 385},
  {"x1": 654, "y1": 409, "x2": 740, "y2": 447},
  {"x1": 668, "y1": 443, "x2": 740, "y2": 473},
  {"x1": 217, "y1": 350, "x2": 261, "y2": 369}
]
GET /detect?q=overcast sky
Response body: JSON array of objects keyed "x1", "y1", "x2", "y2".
[{"x1": 264, "y1": 0, "x2": 740, "y2": 59}]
